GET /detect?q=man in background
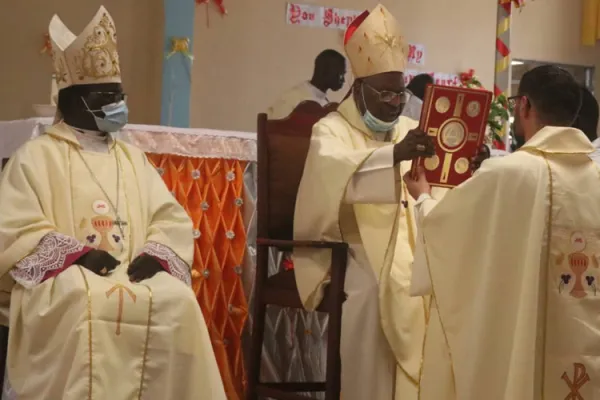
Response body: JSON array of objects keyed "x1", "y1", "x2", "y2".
[
  {"x1": 267, "y1": 49, "x2": 346, "y2": 119},
  {"x1": 405, "y1": 65, "x2": 600, "y2": 399},
  {"x1": 401, "y1": 73, "x2": 434, "y2": 120},
  {"x1": 573, "y1": 85, "x2": 600, "y2": 164}
]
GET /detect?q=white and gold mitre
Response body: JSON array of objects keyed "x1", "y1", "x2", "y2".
[
  {"x1": 344, "y1": 4, "x2": 407, "y2": 78},
  {"x1": 49, "y1": 6, "x2": 121, "y2": 90}
]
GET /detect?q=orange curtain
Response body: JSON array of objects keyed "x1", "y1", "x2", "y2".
[{"x1": 148, "y1": 153, "x2": 248, "y2": 400}]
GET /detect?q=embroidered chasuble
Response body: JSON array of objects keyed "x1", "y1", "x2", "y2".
[
  {"x1": 293, "y1": 97, "x2": 447, "y2": 400},
  {"x1": 0, "y1": 123, "x2": 226, "y2": 400},
  {"x1": 413, "y1": 126, "x2": 600, "y2": 399}
]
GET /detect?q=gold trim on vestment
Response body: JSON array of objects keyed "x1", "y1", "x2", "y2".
[
  {"x1": 540, "y1": 152, "x2": 553, "y2": 399},
  {"x1": 421, "y1": 232, "x2": 457, "y2": 396},
  {"x1": 520, "y1": 148, "x2": 555, "y2": 399},
  {"x1": 420, "y1": 148, "x2": 564, "y2": 398},
  {"x1": 401, "y1": 183, "x2": 430, "y2": 394},
  {"x1": 76, "y1": 266, "x2": 93, "y2": 400},
  {"x1": 136, "y1": 284, "x2": 153, "y2": 400}
]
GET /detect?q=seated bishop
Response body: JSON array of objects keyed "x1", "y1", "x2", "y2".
[
  {"x1": 0, "y1": 6, "x2": 226, "y2": 400},
  {"x1": 292, "y1": 4, "x2": 445, "y2": 400}
]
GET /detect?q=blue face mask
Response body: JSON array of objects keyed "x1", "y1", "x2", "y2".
[
  {"x1": 360, "y1": 84, "x2": 399, "y2": 133},
  {"x1": 83, "y1": 99, "x2": 129, "y2": 133},
  {"x1": 362, "y1": 109, "x2": 399, "y2": 133}
]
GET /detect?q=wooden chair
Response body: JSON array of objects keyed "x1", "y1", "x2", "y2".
[{"x1": 247, "y1": 101, "x2": 349, "y2": 400}]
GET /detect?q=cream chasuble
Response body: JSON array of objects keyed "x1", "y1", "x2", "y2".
[
  {"x1": 293, "y1": 97, "x2": 446, "y2": 400},
  {"x1": 0, "y1": 123, "x2": 226, "y2": 400},
  {"x1": 414, "y1": 126, "x2": 600, "y2": 399}
]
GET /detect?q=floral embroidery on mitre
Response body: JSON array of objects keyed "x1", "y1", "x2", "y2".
[
  {"x1": 49, "y1": 6, "x2": 121, "y2": 90},
  {"x1": 10, "y1": 232, "x2": 85, "y2": 288},
  {"x1": 75, "y1": 13, "x2": 120, "y2": 81},
  {"x1": 141, "y1": 242, "x2": 191, "y2": 286}
]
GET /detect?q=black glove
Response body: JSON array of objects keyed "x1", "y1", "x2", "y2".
[
  {"x1": 75, "y1": 249, "x2": 120, "y2": 276},
  {"x1": 127, "y1": 254, "x2": 164, "y2": 283}
]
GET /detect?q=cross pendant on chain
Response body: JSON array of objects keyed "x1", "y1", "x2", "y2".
[{"x1": 114, "y1": 216, "x2": 128, "y2": 228}]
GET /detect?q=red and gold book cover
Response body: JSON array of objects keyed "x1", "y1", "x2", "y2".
[{"x1": 411, "y1": 84, "x2": 493, "y2": 188}]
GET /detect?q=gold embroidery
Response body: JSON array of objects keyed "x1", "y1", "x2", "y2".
[
  {"x1": 74, "y1": 13, "x2": 120, "y2": 81},
  {"x1": 52, "y1": 55, "x2": 68, "y2": 84},
  {"x1": 106, "y1": 283, "x2": 137, "y2": 335},
  {"x1": 540, "y1": 151, "x2": 554, "y2": 399}
]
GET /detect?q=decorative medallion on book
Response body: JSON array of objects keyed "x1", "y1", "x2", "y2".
[{"x1": 411, "y1": 85, "x2": 492, "y2": 188}]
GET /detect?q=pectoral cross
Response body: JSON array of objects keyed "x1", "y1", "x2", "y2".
[
  {"x1": 114, "y1": 216, "x2": 128, "y2": 228},
  {"x1": 114, "y1": 216, "x2": 128, "y2": 240}
]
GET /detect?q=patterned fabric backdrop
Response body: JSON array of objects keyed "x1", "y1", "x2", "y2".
[
  {"x1": 148, "y1": 154, "x2": 249, "y2": 400},
  {"x1": 147, "y1": 155, "x2": 329, "y2": 400}
]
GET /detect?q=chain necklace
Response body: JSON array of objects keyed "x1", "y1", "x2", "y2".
[{"x1": 76, "y1": 145, "x2": 127, "y2": 240}]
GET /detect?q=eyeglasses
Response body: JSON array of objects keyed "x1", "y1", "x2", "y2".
[
  {"x1": 507, "y1": 95, "x2": 525, "y2": 110},
  {"x1": 362, "y1": 82, "x2": 408, "y2": 106},
  {"x1": 83, "y1": 91, "x2": 128, "y2": 106}
]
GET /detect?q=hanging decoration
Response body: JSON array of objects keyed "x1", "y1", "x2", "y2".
[
  {"x1": 460, "y1": 69, "x2": 511, "y2": 150},
  {"x1": 40, "y1": 33, "x2": 52, "y2": 55},
  {"x1": 195, "y1": 0, "x2": 227, "y2": 27},
  {"x1": 165, "y1": 37, "x2": 194, "y2": 61},
  {"x1": 196, "y1": 0, "x2": 227, "y2": 16},
  {"x1": 492, "y1": 0, "x2": 516, "y2": 150},
  {"x1": 502, "y1": 0, "x2": 527, "y2": 7}
]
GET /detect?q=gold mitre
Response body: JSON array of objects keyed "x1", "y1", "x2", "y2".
[
  {"x1": 49, "y1": 6, "x2": 121, "y2": 90},
  {"x1": 344, "y1": 4, "x2": 407, "y2": 78}
]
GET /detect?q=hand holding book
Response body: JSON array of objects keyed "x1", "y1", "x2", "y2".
[
  {"x1": 393, "y1": 128, "x2": 435, "y2": 165},
  {"x1": 410, "y1": 84, "x2": 493, "y2": 188}
]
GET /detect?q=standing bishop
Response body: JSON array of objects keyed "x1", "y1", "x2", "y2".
[{"x1": 293, "y1": 4, "x2": 441, "y2": 400}]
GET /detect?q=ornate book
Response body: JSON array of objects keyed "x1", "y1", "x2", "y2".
[{"x1": 411, "y1": 84, "x2": 493, "y2": 188}]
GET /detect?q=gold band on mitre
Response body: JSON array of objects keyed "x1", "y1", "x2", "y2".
[
  {"x1": 343, "y1": 4, "x2": 408, "y2": 78},
  {"x1": 49, "y1": 6, "x2": 122, "y2": 91}
]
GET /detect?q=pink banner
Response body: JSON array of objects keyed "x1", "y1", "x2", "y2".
[
  {"x1": 286, "y1": 3, "x2": 426, "y2": 66},
  {"x1": 286, "y1": 3, "x2": 321, "y2": 27},
  {"x1": 322, "y1": 6, "x2": 363, "y2": 30},
  {"x1": 404, "y1": 70, "x2": 461, "y2": 87}
]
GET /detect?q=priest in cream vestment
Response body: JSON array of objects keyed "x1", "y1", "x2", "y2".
[
  {"x1": 0, "y1": 7, "x2": 226, "y2": 400},
  {"x1": 405, "y1": 65, "x2": 600, "y2": 399},
  {"x1": 293, "y1": 5, "x2": 443, "y2": 400}
]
